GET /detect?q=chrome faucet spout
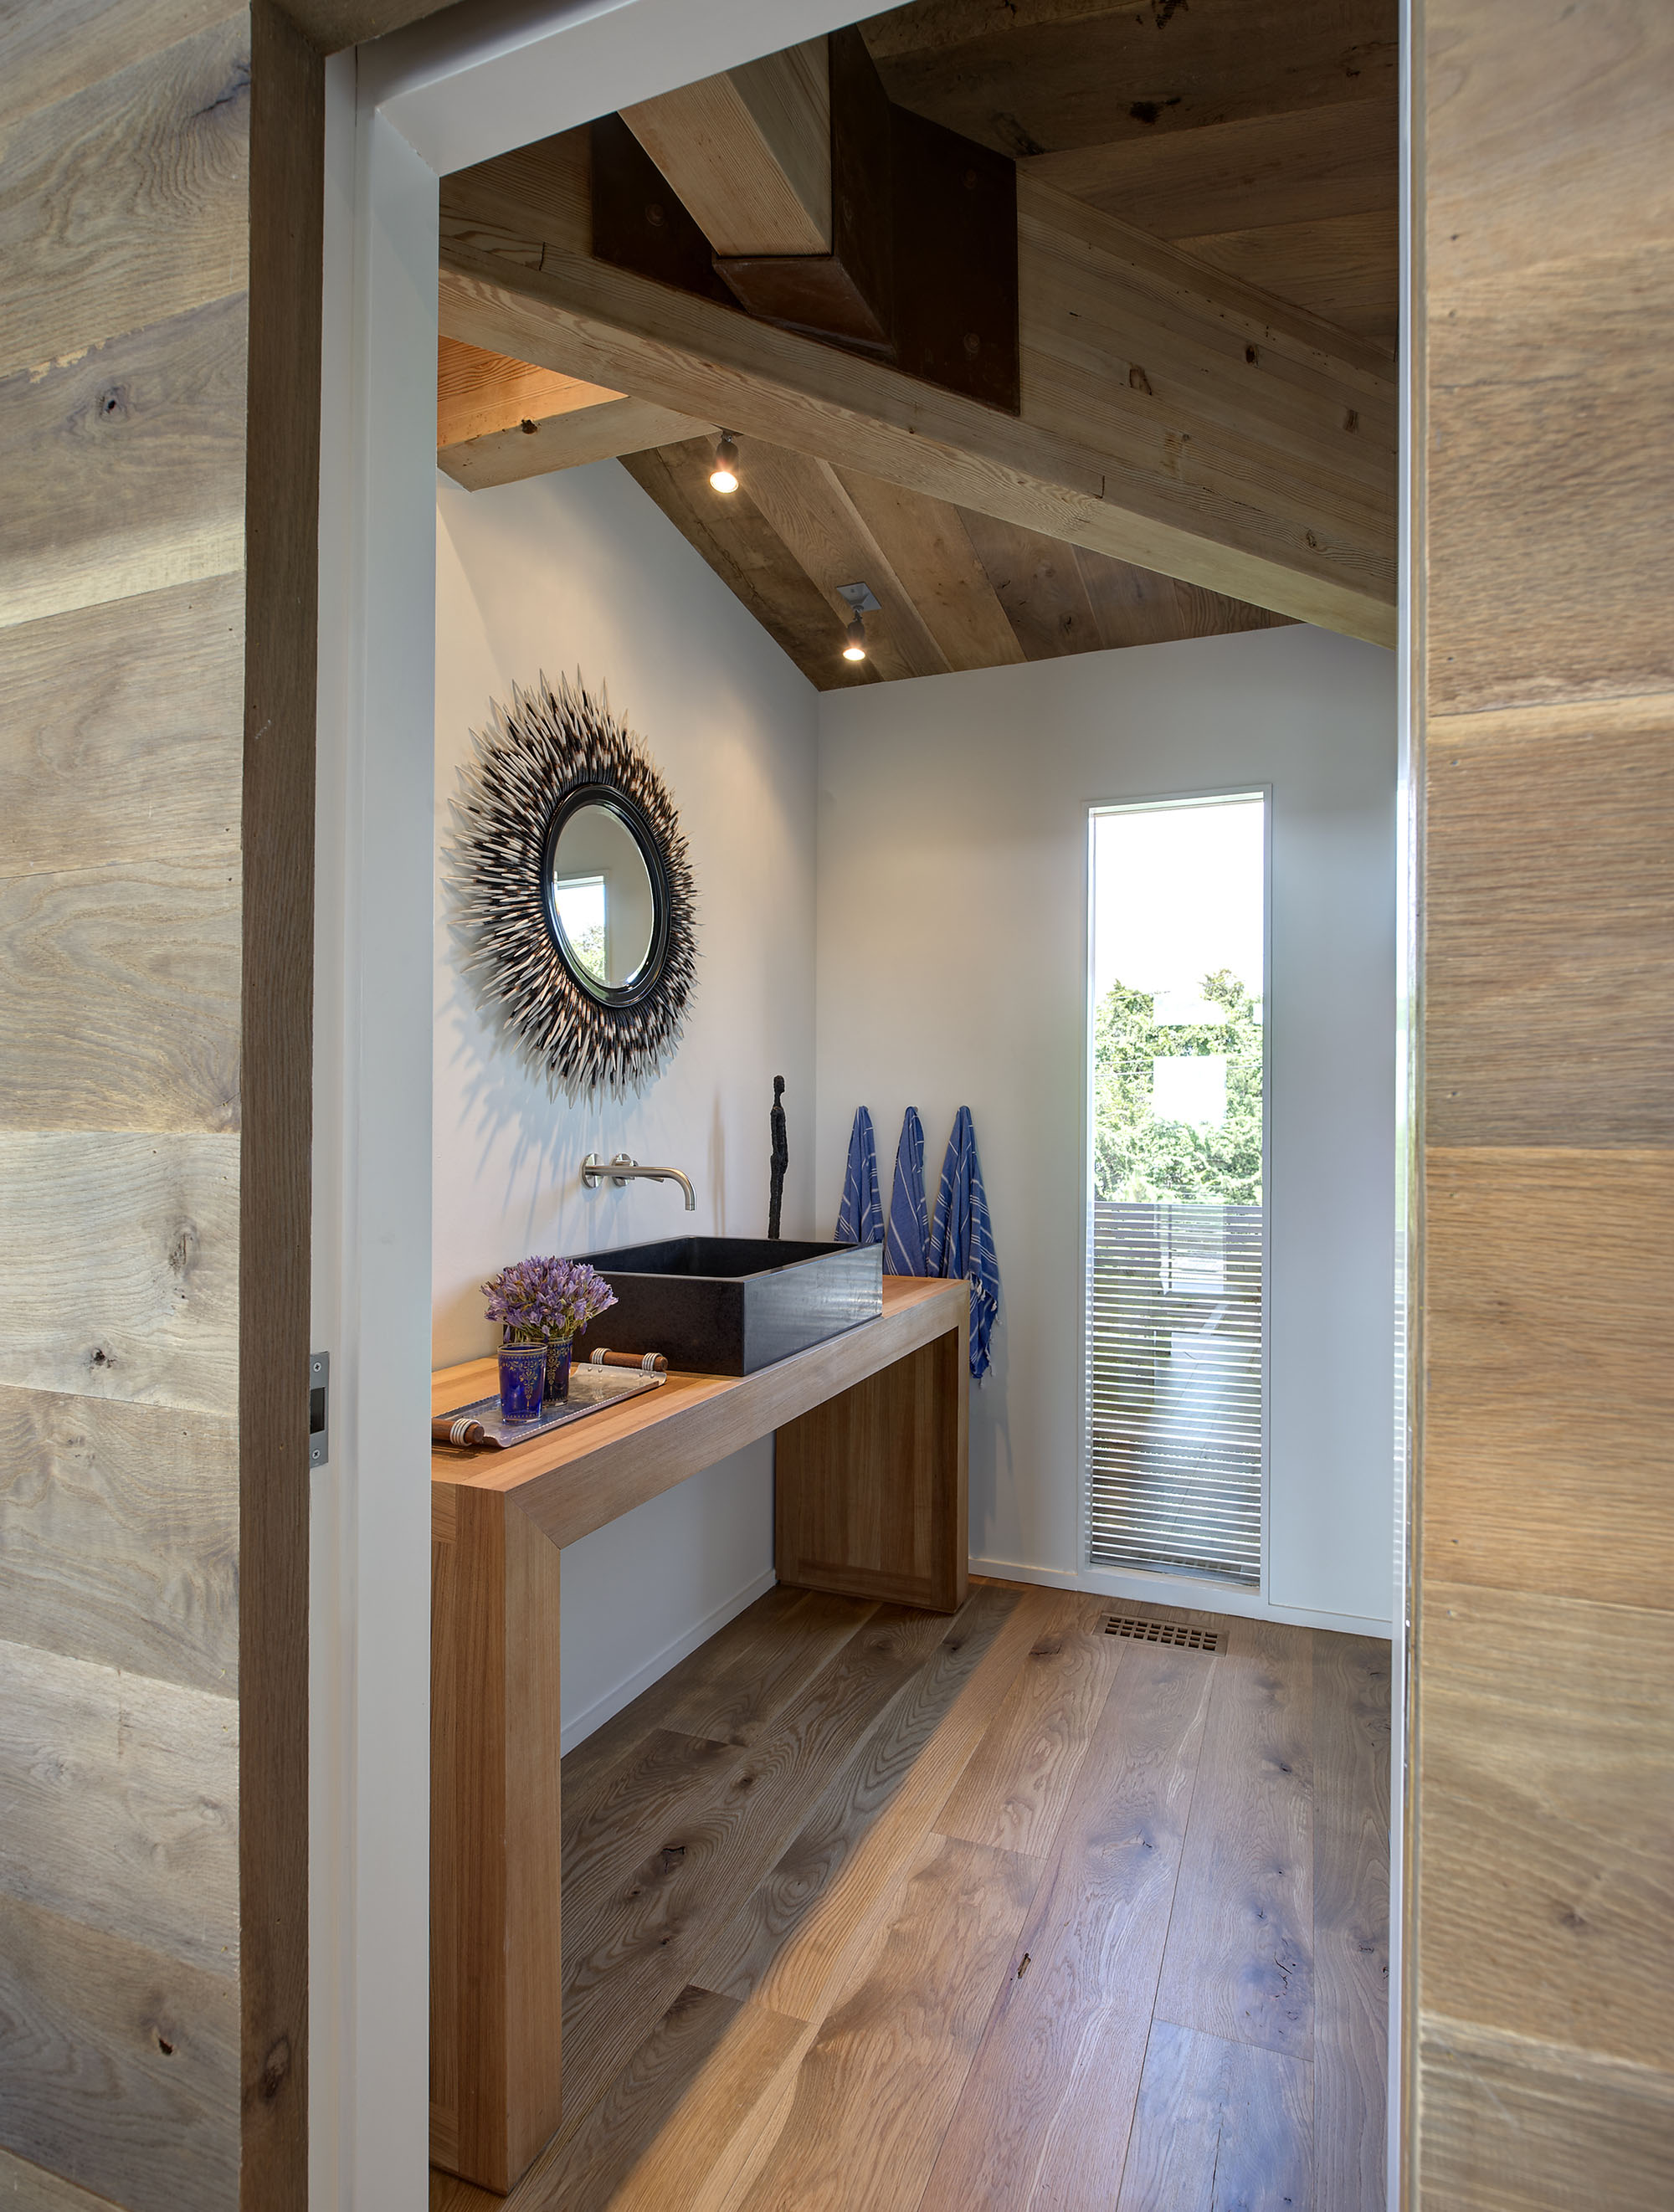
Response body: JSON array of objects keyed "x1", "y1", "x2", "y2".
[{"x1": 581, "y1": 1153, "x2": 697, "y2": 1211}]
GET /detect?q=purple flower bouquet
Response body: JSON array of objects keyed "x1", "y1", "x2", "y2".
[{"x1": 484, "y1": 1255, "x2": 618, "y2": 1409}]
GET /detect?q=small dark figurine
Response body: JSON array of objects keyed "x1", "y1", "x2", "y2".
[{"x1": 768, "y1": 1075, "x2": 788, "y2": 1239}]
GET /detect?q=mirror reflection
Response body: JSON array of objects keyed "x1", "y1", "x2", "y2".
[{"x1": 550, "y1": 803, "x2": 656, "y2": 993}]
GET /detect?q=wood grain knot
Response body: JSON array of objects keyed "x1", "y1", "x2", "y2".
[{"x1": 258, "y1": 2034, "x2": 292, "y2": 2102}]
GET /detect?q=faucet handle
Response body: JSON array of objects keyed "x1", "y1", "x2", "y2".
[{"x1": 582, "y1": 1152, "x2": 639, "y2": 1191}]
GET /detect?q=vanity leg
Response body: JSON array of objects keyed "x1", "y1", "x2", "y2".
[
  {"x1": 773, "y1": 1314, "x2": 969, "y2": 1614},
  {"x1": 431, "y1": 1484, "x2": 564, "y2": 2190}
]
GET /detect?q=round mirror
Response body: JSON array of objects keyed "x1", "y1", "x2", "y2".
[
  {"x1": 544, "y1": 792, "x2": 664, "y2": 1002},
  {"x1": 449, "y1": 675, "x2": 696, "y2": 1096}
]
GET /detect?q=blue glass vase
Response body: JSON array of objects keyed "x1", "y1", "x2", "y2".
[
  {"x1": 497, "y1": 1340, "x2": 547, "y2": 1424},
  {"x1": 545, "y1": 1338, "x2": 573, "y2": 1404}
]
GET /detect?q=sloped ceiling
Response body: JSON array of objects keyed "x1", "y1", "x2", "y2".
[{"x1": 436, "y1": 1, "x2": 1396, "y2": 686}]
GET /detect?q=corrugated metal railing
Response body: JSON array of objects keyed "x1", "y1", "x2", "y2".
[{"x1": 1087, "y1": 1200, "x2": 1263, "y2": 1586}]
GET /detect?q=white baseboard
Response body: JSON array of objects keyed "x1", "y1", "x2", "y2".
[
  {"x1": 559, "y1": 1563, "x2": 780, "y2": 1754},
  {"x1": 969, "y1": 1554, "x2": 1392, "y2": 1640}
]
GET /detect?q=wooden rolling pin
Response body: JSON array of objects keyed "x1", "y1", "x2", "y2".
[{"x1": 587, "y1": 1348, "x2": 669, "y2": 1373}]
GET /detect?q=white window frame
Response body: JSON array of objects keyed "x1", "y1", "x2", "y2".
[{"x1": 1078, "y1": 787, "x2": 1272, "y2": 1608}]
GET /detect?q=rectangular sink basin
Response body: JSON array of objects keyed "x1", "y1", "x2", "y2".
[{"x1": 571, "y1": 1236, "x2": 883, "y2": 1376}]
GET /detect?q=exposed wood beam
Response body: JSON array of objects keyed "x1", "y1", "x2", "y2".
[
  {"x1": 621, "y1": 39, "x2": 832, "y2": 258},
  {"x1": 435, "y1": 337, "x2": 707, "y2": 493},
  {"x1": 619, "y1": 439, "x2": 878, "y2": 690},
  {"x1": 437, "y1": 336, "x2": 620, "y2": 448},
  {"x1": 437, "y1": 395, "x2": 712, "y2": 494},
  {"x1": 437, "y1": 136, "x2": 1396, "y2": 644},
  {"x1": 742, "y1": 444, "x2": 951, "y2": 683},
  {"x1": 832, "y1": 470, "x2": 1025, "y2": 673},
  {"x1": 614, "y1": 33, "x2": 906, "y2": 372}
]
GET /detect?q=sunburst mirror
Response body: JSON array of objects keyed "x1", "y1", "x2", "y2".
[{"x1": 446, "y1": 674, "x2": 697, "y2": 1095}]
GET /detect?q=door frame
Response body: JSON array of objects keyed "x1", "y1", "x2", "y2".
[
  {"x1": 1392, "y1": 2, "x2": 1420, "y2": 2202},
  {"x1": 311, "y1": 4, "x2": 1420, "y2": 2201}
]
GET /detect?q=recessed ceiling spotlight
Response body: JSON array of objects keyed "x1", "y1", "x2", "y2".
[{"x1": 709, "y1": 431, "x2": 740, "y2": 494}]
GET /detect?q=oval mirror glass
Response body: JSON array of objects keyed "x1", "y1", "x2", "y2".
[{"x1": 548, "y1": 801, "x2": 658, "y2": 995}]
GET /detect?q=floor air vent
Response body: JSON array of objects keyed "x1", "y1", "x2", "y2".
[{"x1": 1100, "y1": 1614, "x2": 1222, "y2": 1652}]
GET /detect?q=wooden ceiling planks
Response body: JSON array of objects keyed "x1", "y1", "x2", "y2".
[
  {"x1": 946, "y1": 504, "x2": 1289, "y2": 664},
  {"x1": 860, "y1": 0, "x2": 1398, "y2": 157},
  {"x1": 881, "y1": 11, "x2": 1399, "y2": 353},
  {"x1": 1017, "y1": 102, "x2": 1399, "y2": 348},
  {"x1": 433, "y1": 5, "x2": 1394, "y2": 683},
  {"x1": 1018, "y1": 103, "x2": 1397, "y2": 238},
  {"x1": 1074, "y1": 541, "x2": 1296, "y2": 652},
  {"x1": 738, "y1": 442, "x2": 953, "y2": 682},
  {"x1": 618, "y1": 439, "x2": 878, "y2": 690},
  {"x1": 955, "y1": 506, "x2": 1103, "y2": 658},
  {"x1": 834, "y1": 470, "x2": 1026, "y2": 674},
  {"x1": 616, "y1": 433, "x2": 1291, "y2": 690},
  {"x1": 439, "y1": 141, "x2": 1396, "y2": 639}
]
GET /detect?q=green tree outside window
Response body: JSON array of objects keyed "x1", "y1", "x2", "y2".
[{"x1": 1093, "y1": 969, "x2": 1263, "y2": 1205}]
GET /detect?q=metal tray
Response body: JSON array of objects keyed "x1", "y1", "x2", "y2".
[{"x1": 439, "y1": 1361, "x2": 665, "y2": 1450}]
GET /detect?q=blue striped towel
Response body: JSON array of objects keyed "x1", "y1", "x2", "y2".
[
  {"x1": 928, "y1": 1106, "x2": 1000, "y2": 1380},
  {"x1": 885, "y1": 1108, "x2": 931, "y2": 1276},
  {"x1": 834, "y1": 1106, "x2": 883, "y2": 1245}
]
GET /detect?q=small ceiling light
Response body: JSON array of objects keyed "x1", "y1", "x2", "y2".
[
  {"x1": 835, "y1": 580, "x2": 880, "y2": 664},
  {"x1": 709, "y1": 431, "x2": 740, "y2": 494}
]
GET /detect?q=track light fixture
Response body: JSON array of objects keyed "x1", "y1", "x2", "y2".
[
  {"x1": 709, "y1": 431, "x2": 740, "y2": 494},
  {"x1": 835, "y1": 580, "x2": 881, "y2": 665}
]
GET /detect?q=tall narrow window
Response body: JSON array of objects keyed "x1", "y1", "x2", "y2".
[{"x1": 1086, "y1": 795, "x2": 1266, "y2": 1587}]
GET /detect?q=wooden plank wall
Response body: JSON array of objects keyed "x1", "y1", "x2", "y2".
[
  {"x1": 1412, "y1": 3, "x2": 1674, "y2": 2204},
  {"x1": 0, "y1": 4, "x2": 321, "y2": 2205}
]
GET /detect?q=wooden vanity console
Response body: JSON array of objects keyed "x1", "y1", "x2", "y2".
[{"x1": 429, "y1": 1275, "x2": 969, "y2": 2191}]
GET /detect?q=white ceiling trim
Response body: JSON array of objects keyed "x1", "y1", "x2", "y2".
[{"x1": 362, "y1": 0, "x2": 862, "y2": 177}]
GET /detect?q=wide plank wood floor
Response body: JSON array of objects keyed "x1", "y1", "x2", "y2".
[{"x1": 431, "y1": 1580, "x2": 1389, "y2": 2212}]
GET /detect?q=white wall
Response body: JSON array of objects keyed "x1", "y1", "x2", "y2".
[
  {"x1": 814, "y1": 624, "x2": 1397, "y2": 1631},
  {"x1": 434, "y1": 461, "x2": 819, "y2": 1744}
]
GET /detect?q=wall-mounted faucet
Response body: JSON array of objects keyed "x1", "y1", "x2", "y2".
[{"x1": 581, "y1": 1153, "x2": 696, "y2": 1212}]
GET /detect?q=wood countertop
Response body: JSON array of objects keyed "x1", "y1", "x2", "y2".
[{"x1": 431, "y1": 1275, "x2": 968, "y2": 1552}]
